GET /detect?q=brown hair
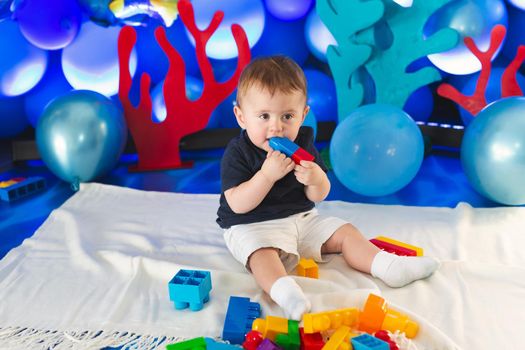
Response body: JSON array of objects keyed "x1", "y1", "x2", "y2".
[{"x1": 236, "y1": 55, "x2": 307, "y2": 106}]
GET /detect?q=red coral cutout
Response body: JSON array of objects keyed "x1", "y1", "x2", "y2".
[
  {"x1": 502, "y1": 45, "x2": 525, "y2": 97},
  {"x1": 437, "y1": 25, "x2": 506, "y2": 116},
  {"x1": 118, "y1": 0, "x2": 250, "y2": 171}
]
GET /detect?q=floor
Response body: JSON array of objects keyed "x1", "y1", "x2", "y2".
[{"x1": 0, "y1": 147, "x2": 498, "y2": 260}]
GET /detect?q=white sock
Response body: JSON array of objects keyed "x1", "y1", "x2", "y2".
[
  {"x1": 371, "y1": 251, "x2": 440, "y2": 288},
  {"x1": 269, "y1": 276, "x2": 311, "y2": 320}
]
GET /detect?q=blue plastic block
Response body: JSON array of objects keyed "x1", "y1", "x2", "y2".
[
  {"x1": 168, "y1": 269, "x2": 212, "y2": 311},
  {"x1": 351, "y1": 333, "x2": 389, "y2": 350},
  {"x1": 0, "y1": 177, "x2": 46, "y2": 202},
  {"x1": 205, "y1": 337, "x2": 242, "y2": 349},
  {"x1": 269, "y1": 137, "x2": 314, "y2": 164},
  {"x1": 222, "y1": 296, "x2": 261, "y2": 345}
]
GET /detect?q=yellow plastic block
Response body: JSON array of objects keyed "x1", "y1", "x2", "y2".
[
  {"x1": 358, "y1": 294, "x2": 387, "y2": 334},
  {"x1": 375, "y1": 236, "x2": 423, "y2": 256},
  {"x1": 252, "y1": 315, "x2": 288, "y2": 341},
  {"x1": 303, "y1": 308, "x2": 359, "y2": 334},
  {"x1": 381, "y1": 308, "x2": 419, "y2": 338},
  {"x1": 322, "y1": 325, "x2": 357, "y2": 350},
  {"x1": 297, "y1": 258, "x2": 319, "y2": 279},
  {"x1": 0, "y1": 180, "x2": 17, "y2": 188}
]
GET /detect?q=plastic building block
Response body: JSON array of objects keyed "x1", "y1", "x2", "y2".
[
  {"x1": 205, "y1": 337, "x2": 242, "y2": 349},
  {"x1": 223, "y1": 296, "x2": 261, "y2": 345},
  {"x1": 358, "y1": 294, "x2": 387, "y2": 334},
  {"x1": 275, "y1": 320, "x2": 300, "y2": 350},
  {"x1": 257, "y1": 339, "x2": 282, "y2": 350},
  {"x1": 374, "y1": 331, "x2": 399, "y2": 350},
  {"x1": 303, "y1": 308, "x2": 359, "y2": 334},
  {"x1": 0, "y1": 177, "x2": 46, "y2": 202},
  {"x1": 299, "y1": 328, "x2": 324, "y2": 350},
  {"x1": 166, "y1": 337, "x2": 207, "y2": 350},
  {"x1": 243, "y1": 330, "x2": 263, "y2": 350},
  {"x1": 168, "y1": 269, "x2": 212, "y2": 311},
  {"x1": 296, "y1": 258, "x2": 318, "y2": 279},
  {"x1": 351, "y1": 334, "x2": 389, "y2": 350},
  {"x1": 369, "y1": 239, "x2": 417, "y2": 257},
  {"x1": 322, "y1": 325, "x2": 357, "y2": 350},
  {"x1": 252, "y1": 315, "x2": 288, "y2": 341},
  {"x1": 381, "y1": 309, "x2": 418, "y2": 339},
  {"x1": 374, "y1": 236, "x2": 423, "y2": 256},
  {"x1": 269, "y1": 137, "x2": 314, "y2": 164}
]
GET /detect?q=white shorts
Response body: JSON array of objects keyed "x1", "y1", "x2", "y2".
[{"x1": 223, "y1": 208, "x2": 347, "y2": 272}]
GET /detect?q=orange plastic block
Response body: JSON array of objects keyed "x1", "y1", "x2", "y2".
[
  {"x1": 322, "y1": 325, "x2": 358, "y2": 350},
  {"x1": 303, "y1": 308, "x2": 359, "y2": 334},
  {"x1": 374, "y1": 236, "x2": 423, "y2": 256},
  {"x1": 252, "y1": 315, "x2": 288, "y2": 341},
  {"x1": 358, "y1": 294, "x2": 387, "y2": 334},
  {"x1": 297, "y1": 258, "x2": 319, "y2": 279},
  {"x1": 381, "y1": 309, "x2": 419, "y2": 338}
]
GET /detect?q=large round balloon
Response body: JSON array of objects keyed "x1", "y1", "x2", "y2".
[
  {"x1": 264, "y1": 0, "x2": 313, "y2": 21},
  {"x1": 424, "y1": 0, "x2": 507, "y2": 75},
  {"x1": 304, "y1": 69, "x2": 337, "y2": 122},
  {"x1": 62, "y1": 22, "x2": 137, "y2": 97},
  {"x1": 461, "y1": 97, "x2": 525, "y2": 205},
  {"x1": 36, "y1": 90, "x2": 127, "y2": 190},
  {"x1": 13, "y1": 0, "x2": 82, "y2": 50},
  {"x1": 0, "y1": 95, "x2": 29, "y2": 139},
  {"x1": 151, "y1": 76, "x2": 203, "y2": 123},
  {"x1": 187, "y1": 0, "x2": 265, "y2": 60},
  {"x1": 251, "y1": 12, "x2": 310, "y2": 66},
  {"x1": 24, "y1": 52, "x2": 73, "y2": 127},
  {"x1": 506, "y1": 0, "x2": 525, "y2": 10},
  {"x1": 0, "y1": 19, "x2": 48, "y2": 97},
  {"x1": 459, "y1": 67, "x2": 525, "y2": 126},
  {"x1": 330, "y1": 104, "x2": 424, "y2": 196},
  {"x1": 304, "y1": 9, "x2": 337, "y2": 63}
]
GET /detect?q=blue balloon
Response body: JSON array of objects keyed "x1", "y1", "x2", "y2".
[
  {"x1": 330, "y1": 104, "x2": 424, "y2": 196},
  {"x1": 403, "y1": 85, "x2": 434, "y2": 122},
  {"x1": 251, "y1": 11, "x2": 310, "y2": 66},
  {"x1": 501, "y1": 3, "x2": 525, "y2": 60},
  {"x1": 461, "y1": 97, "x2": 525, "y2": 205},
  {"x1": 24, "y1": 51, "x2": 73, "y2": 127},
  {"x1": 459, "y1": 67, "x2": 525, "y2": 126},
  {"x1": 62, "y1": 22, "x2": 137, "y2": 97},
  {"x1": 151, "y1": 75, "x2": 203, "y2": 123},
  {"x1": 0, "y1": 95, "x2": 29, "y2": 139},
  {"x1": 424, "y1": 0, "x2": 507, "y2": 75},
  {"x1": 13, "y1": 0, "x2": 82, "y2": 50},
  {"x1": 304, "y1": 9, "x2": 336, "y2": 62},
  {"x1": 264, "y1": 0, "x2": 313, "y2": 21},
  {"x1": 304, "y1": 69, "x2": 337, "y2": 122},
  {"x1": 0, "y1": 19, "x2": 48, "y2": 97},
  {"x1": 36, "y1": 90, "x2": 127, "y2": 190}
]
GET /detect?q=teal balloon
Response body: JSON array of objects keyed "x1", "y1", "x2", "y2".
[
  {"x1": 461, "y1": 97, "x2": 525, "y2": 205},
  {"x1": 330, "y1": 104, "x2": 424, "y2": 196},
  {"x1": 36, "y1": 90, "x2": 127, "y2": 190}
]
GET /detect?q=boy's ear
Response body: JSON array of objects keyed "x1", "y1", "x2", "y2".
[
  {"x1": 233, "y1": 105, "x2": 246, "y2": 129},
  {"x1": 301, "y1": 105, "x2": 310, "y2": 123}
]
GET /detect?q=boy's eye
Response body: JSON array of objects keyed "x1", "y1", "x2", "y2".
[
  {"x1": 282, "y1": 113, "x2": 294, "y2": 121},
  {"x1": 258, "y1": 113, "x2": 270, "y2": 120}
]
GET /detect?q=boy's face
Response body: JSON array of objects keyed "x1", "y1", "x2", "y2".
[{"x1": 233, "y1": 84, "x2": 309, "y2": 152}]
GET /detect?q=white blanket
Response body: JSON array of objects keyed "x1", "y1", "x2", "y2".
[{"x1": 0, "y1": 183, "x2": 524, "y2": 350}]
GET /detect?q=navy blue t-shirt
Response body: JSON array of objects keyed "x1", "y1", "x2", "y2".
[{"x1": 216, "y1": 127, "x2": 327, "y2": 229}]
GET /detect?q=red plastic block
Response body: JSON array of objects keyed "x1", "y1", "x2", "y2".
[
  {"x1": 299, "y1": 328, "x2": 324, "y2": 350},
  {"x1": 369, "y1": 239, "x2": 417, "y2": 256}
]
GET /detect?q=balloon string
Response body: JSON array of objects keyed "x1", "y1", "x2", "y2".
[{"x1": 71, "y1": 178, "x2": 80, "y2": 192}]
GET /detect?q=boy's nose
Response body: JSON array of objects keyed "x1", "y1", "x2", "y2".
[{"x1": 269, "y1": 118, "x2": 283, "y2": 132}]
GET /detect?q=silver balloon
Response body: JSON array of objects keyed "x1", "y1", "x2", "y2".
[{"x1": 36, "y1": 90, "x2": 127, "y2": 190}]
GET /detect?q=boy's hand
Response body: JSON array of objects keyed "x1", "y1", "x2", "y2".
[
  {"x1": 294, "y1": 160, "x2": 325, "y2": 186},
  {"x1": 261, "y1": 150, "x2": 295, "y2": 183}
]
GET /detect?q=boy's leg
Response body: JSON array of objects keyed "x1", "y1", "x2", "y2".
[
  {"x1": 322, "y1": 223, "x2": 440, "y2": 287},
  {"x1": 249, "y1": 247, "x2": 311, "y2": 320}
]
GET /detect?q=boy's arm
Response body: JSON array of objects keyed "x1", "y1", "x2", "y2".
[
  {"x1": 225, "y1": 150, "x2": 295, "y2": 214},
  {"x1": 295, "y1": 161, "x2": 331, "y2": 202}
]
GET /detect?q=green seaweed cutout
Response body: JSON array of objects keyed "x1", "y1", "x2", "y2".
[
  {"x1": 357, "y1": 0, "x2": 459, "y2": 108},
  {"x1": 317, "y1": 0, "x2": 384, "y2": 122}
]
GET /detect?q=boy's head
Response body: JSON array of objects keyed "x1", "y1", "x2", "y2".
[{"x1": 234, "y1": 56, "x2": 310, "y2": 152}]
